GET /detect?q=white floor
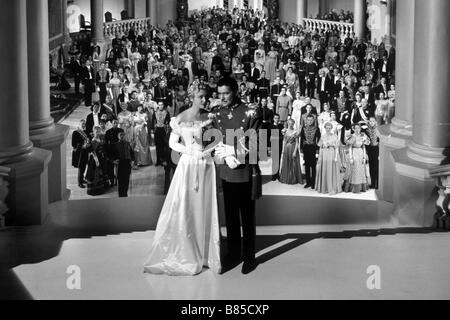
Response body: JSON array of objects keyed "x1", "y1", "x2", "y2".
[{"x1": 11, "y1": 224, "x2": 450, "y2": 300}]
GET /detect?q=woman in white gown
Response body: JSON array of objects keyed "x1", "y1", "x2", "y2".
[{"x1": 143, "y1": 88, "x2": 222, "y2": 276}]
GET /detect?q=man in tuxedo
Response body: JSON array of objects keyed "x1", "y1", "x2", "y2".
[
  {"x1": 81, "y1": 60, "x2": 96, "y2": 107},
  {"x1": 117, "y1": 86, "x2": 130, "y2": 112},
  {"x1": 270, "y1": 76, "x2": 283, "y2": 104},
  {"x1": 105, "y1": 120, "x2": 124, "y2": 186},
  {"x1": 70, "y1": 53, "x2": 82, "y2": 95},
  {"x1": 248, "y1": 62, "x2": 260, "y2": 84},
  {"x1": 213, "y1": 77, "x2": 262, "y2": 274},
  {"x1": 317, "y1": 70, "x2": 332, "y2": 107},
  {"x1": 85, "y1": 103, "x2": 103, "y2": 137},
  {"x1": 113, "y1": 132, "x2": 135, "y2": 198}
]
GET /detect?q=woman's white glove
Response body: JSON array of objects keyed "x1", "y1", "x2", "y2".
[{"x1": 224, "y1": 156, "x2": 241, "y2": 169}]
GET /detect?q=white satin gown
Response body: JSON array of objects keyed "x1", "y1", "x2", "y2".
[{"x1": 143, "y1": 118, "x2": 222, "y2": 275}]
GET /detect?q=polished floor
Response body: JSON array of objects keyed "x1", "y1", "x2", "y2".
[{"x1": 5, "y1": 224, "x2": 450, "y2": 300}]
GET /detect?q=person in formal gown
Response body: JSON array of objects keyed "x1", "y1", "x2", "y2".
[
  {"x1": 133, "y1": 105, "x2": 153, "y2": 166},
  {"x1": 279, "y1": 119, "x2": 303, "y2": 185},
  {"x1": 143, "y1": 87, "x2": 222, "y2": 276},
  {"x1": 315, "y1": 122, "x2": 342, "y2": 195},
  {"x1": 85, "y1": 126, "x2": 109, "y2": 196},
  {"x1": 344, "y1": 123, "x2": 371, "y2": 193}
]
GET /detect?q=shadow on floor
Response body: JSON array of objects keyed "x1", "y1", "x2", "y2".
[
  {"x1": 221, "y1": 227, "x2": 449, "y2": 274},
  {"x1": 1, "y1": 225, "x2": 448, "y2": 298}
]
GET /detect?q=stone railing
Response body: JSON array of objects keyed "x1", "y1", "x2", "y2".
[
  {"x1": 302, "y1": 18, "x2": 354, "y2": 40},
  {"x1": 103, "y1": 17, "x2": 153, "y2": 39},
  {"x1": 429, "y1": 164, "x2": 450, "y2": 230},
  {"x1": 0, "y1": 166, "x2": 11, "y2": 228}
]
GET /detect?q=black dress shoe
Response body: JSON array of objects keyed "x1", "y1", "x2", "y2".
[
  {"x1": 78, "y1": 183, "x2": 86, "y2": 188},
  {"x1": 304, "y1": 184, "x2": 310, "y2": 189},
  {"x1": 241, "y1": 260, "x2": 257, "y2": 275}
]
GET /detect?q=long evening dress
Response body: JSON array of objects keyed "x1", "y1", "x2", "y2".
[
  {"x1": 279, "y1": 130, "x2": 303, "y2": 185},
  {"x1": 143, "y1": 118, "x2": 221, "y2": 276},
  {"x1": 315, "y1": 133, "x2": 342, "y2": 195}
]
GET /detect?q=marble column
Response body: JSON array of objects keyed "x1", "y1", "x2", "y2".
[
  {"x1": 91, "y1": 0, "x2": 105, "y2": 44},
  {"x1": 125, "y1": 0, "x2": 135, "y2": 19},
  {"x1": 391, "y1": 0, "x2": 450, "y2": 226},
  {"x1": 354, "y1": 0, "x2": 367, "y2": 40},
  {"x1": 384, "y1": 0, "x2": 393, "y2": 48},
  {"x1": 0, "y1": 0, "x2": 51, "y2": 225},
  {"x1": 377, "y1": 0, "x2": 413, "y2": 202},
  {"x1": 146, "y1": 0, "x2": 157, "y2": 25},
  {"x1": 62, "y1": 0, "x2": 72, "y2": 44},
  {"x1": 27, "y1": 0, "x2": 70, "y2": 204},
  {"x1": 297, "y1": 0, "x2": 307, "y2": 25}
]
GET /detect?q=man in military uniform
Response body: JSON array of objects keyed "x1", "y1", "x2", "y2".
[
  {"x1": 255, "y1": 70, "x2": 270, "y2": 99},
  {"x1": 212, "y1": 77, "x2": 262, "y2": 274},
  {"x1": 297, "y1": 56, "x2": 307, "y2": 96},
  {"x1": 152, "y1": 102, "x2": 171, "y2": 166}
]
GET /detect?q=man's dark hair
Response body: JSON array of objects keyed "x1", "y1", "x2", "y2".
[
  {"x1": 217, "y1": 77, "x2": 238, "y2": 93},
  {"x1": 306, "y1": 114, "x2": 315, "y2": 119}
]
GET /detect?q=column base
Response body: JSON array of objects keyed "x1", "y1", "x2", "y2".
[
  {"x1": 391, "y1": 147, "x2": 443, "y2": 227},
  {"x1": 3, "y1": 148, "x2": 52, "y2": 226},
  {"x1": 377, "y1": 123, "x2": 412, "y2": 202},
  {"x1": 30, "y1": 124, "x2": 70, "y2": 203}
]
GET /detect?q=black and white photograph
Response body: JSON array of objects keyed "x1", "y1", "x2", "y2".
[{"x1": 1, "y1": 0, "x2": 450, "y2": 308}]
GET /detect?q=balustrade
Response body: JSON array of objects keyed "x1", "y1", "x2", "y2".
[
  {"x1": 103, "y1": 17, "x2": 152, "y2": 39},
  {"x1": 302, "y1": 18, "x2": 354, "y2": 41},
  {"x1": 429, "y1": 164, "x2": 450, "y2": 230}
]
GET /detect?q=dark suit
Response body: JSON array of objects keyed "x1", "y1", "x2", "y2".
[
  {"x1": 81, "y1": 66, "x2": 96, "y2": 106},
  {"x1": 248, "y1": 67, "x2": 260, "y2": 83},
  {"x1": 85, "y1": 112, "x2": 103, "y2": 137},
  {"x1": 96, "y1": 70, "x2": 110, "y2": 105},
  {"x1": 112, "y1": 140, "x2": 135, "y2": 197},
  {"x1": 70, "y1": 59, "x2": 82, "y2": 94},
  {"x1": 105, "y1": 127, "x2": 124, "y2": 185},
  {"x1": 212, "y1": 101, "x2": 262, "y2": 264},
  {"x1": 317, "y1": 76, "x2": 332, "y2": 106},
  {"x1": 71, "y1": 129, "x2": 90, "y2": 185},
  {"x1": 270, "y1": 122, "x2": 284, "y2": 180}
]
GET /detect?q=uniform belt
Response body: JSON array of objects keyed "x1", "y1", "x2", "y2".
[
  {"x1": 259, "y1": 87, "x2": 268, "y2": 89},
  {"x1": 309, "y1": 72, "x2": 315, "y2": 75}
]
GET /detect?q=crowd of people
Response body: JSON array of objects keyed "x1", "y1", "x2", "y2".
[{"x1": 69, "y1": 5, "x2": 395, "y2": 197}]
